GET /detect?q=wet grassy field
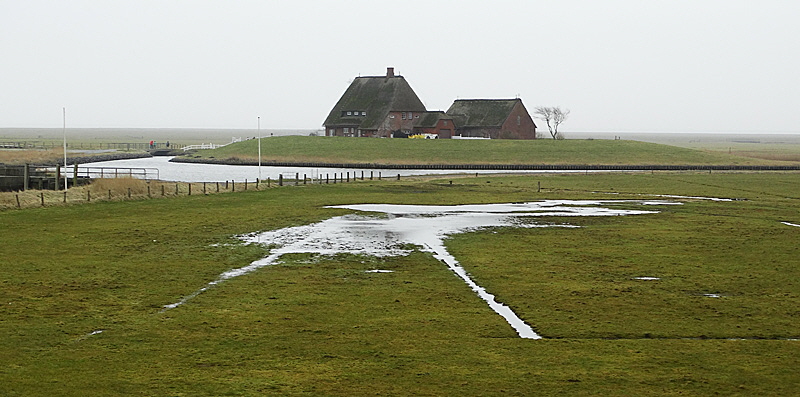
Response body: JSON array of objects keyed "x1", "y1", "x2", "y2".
[{"x1": 1, "y1": 172, "x2": 799, "y2": 395}]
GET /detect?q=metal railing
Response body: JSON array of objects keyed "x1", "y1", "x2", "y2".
[
  {"x1": 181, "y1": 143, "x2": 225, "y2": 151},
  {"x1": 59, "y1": 166, "x2": 160, "y2": 180},
  {"x1": 71, "y1": 166, "x2": 159, "y2": 180}
]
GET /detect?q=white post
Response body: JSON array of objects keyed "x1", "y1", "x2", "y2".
[
  {"x1": 257, "y1": 116, "x2": 262, "y2": 180},
  {"x1": 62, "y1": 107, "x2": 68, "y2": 190}
]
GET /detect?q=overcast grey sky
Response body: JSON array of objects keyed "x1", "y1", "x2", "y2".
[{"x1": 2, "y1": 0, "x2": 799, "y2": 133}]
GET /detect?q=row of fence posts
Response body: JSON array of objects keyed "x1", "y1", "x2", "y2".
[{"x1": 12, "y1": 170, "x2": 404, "y2": 208}]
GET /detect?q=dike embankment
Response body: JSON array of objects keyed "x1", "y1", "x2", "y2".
[
  {"x1": 171, "y1": 156, "x2": 800, "y2": 171},
  {"x1": 64, "y1": 152, "x2": 152, "y2": 165}
]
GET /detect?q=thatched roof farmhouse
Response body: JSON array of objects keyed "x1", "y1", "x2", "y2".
[{"x1": 323, "y1": 68, "x2": 536, "y2": 139}]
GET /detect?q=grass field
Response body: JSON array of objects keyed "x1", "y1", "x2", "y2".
[
  {"x1": 194, "y1": 135, "x2": 799, "y2": 166},
  {"x1": 1, "y1": 171, "x2": 798, "y2": 395}
]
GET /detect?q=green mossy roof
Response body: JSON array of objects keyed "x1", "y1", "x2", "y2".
[
  {"x1": 446, "y1": 99, "x2": 520, "y2": 128},
  {"x1": 323, "y1": 76, "x2": 426, "y2": 129}
]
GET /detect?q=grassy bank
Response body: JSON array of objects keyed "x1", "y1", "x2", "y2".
[
  {"x1": 1, "y1": 172, "x2": 799, "y2": 395},
  {"x1": 192, "y1": 135, "x2": 795, "y2": 166},
  {"x1": 0, "y1": 177, "x2": 272, "y2": 210}
]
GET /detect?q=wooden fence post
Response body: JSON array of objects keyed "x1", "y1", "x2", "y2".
[
  {"x1": 161, "y1": 185, "x2": 165, "y2": 196},
  {"x1": 23, "y1": 164, "x2": 29, "y2": 191},
  {"x1": 40, "y1": 192, "x2": 44, "y2": 206},
  {"x1": 87, "y1": 191, "x2": 91, "y2": 202},
  {"x1": 189, "y1": 183, "x2": 192, "y2": 195},
  {"x1": 73, "y1": 164, "x2": 78, "y2": 187},
  {"x1": 63, "y1": 191, "x2": 67, "y2": 203},
  {"x1": 16, "y1": 194, "x2": 20, "y2": 208},
  {"x1": 279, "y1": 175, "x2": 283, "y2": 186},
  {"x1": 128, "y1": 188, "x2": 132, "y2": 199},
  {"x1": 109, "y1": 189, "x2": 112, "y2": 200},
  {"x1": 147, "y1": 185, "x2": 151, "y2": 198}
]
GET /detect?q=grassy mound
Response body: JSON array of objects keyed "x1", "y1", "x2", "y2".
[{"x1": 192, "y1": 136, "x2": 782, "y2": 166}]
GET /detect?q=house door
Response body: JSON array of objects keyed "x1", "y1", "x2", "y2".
[{"x1": 439, "y1": 129, "x2": 452, "y2": 139}]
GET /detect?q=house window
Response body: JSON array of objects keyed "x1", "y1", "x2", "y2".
[
  {"x1": 362, "y1": 111, "x2": 367, "y2": 116},
  {"x1": 343, "y1": 127, "x2": 349, "y2": 134},
  {"x1": 389, "y1": 114, "x2": 395, "y2": 119},
  {"x1": 444, "y1": 121, "x2": 448, "y2": 126},
  {"x1": 401, "y1": 112, "x2": 406, "y2": 120},
  {"x1": 328, "y1": 128, "x2": 334, "y2": 135},
  {"x1": 517, "y1": 116, "x2": 521, "y2": 126},
  {"x1": 347, "y1": 111, "x2": 352, "y2": 116}
]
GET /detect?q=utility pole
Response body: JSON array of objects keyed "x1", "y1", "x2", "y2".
[{"x1": 62, "y1": 107, "x2": 67, "y2": 190}]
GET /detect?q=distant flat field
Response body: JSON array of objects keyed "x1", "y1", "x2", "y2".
[
  {"x1": 0, "y1": 127, "x2": 317, "y2": 147},
  {"x1": 571, "y1": 132, "x2": 800, "y2": 162}
]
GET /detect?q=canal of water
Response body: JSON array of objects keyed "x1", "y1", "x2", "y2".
[{"x1": 82, "y1": 156, "x2": 596, "y2": 182}]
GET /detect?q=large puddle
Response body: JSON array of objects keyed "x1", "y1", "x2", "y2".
[{"x1": 164, "y1": 200, "x2": 677, "y2": 338}]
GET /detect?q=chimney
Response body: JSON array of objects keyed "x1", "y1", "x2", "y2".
[{"x1": 386, "y1": 67, "x2": 395, "y2": 77}]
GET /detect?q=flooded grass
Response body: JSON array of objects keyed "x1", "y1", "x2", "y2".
[{"x1": 1, "y1": 172, "x2": 799, "y2": 395}]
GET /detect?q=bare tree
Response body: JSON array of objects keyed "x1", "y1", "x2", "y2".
[{"x1": 533, "y1": 106, "x2": 570, "y2": 139}]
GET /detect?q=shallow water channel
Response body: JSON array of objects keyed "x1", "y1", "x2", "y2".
[
  {"x1": 164, "y1": 200, "x2": 679, "y2": 338},
  {"x1": 81, "y1": 156, "x2": 604, "y2": 182}
]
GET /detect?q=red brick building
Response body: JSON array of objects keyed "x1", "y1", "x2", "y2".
[
  {"x1": 445, "y1": 99, "x2": 537, "y2": 139},
  {"x1": 411, "y1": 111, "x2": 456, "y2": 138},
  {"x1": 323, "y1": 68, "x2": 537, "y2": 139},
  {"x1": 323, "y1": 67, "x2": 426, "y2": 138}
]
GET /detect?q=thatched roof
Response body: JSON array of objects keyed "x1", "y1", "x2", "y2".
[
  {"x1": 446, "y1": 99, "x2": 521, "y2": 128},
  {"x1": 413, "y1": 111, "x2": 452, "y2": 128},
  {"x1": 323, "y1": 75, "x2": 426, "y2": 130}
]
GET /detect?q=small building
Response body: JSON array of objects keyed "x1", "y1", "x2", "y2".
[
  {"x1": 446, "y1": 99, "x2": 537, "y2": 139},
  {"x1": 323, "y1": 67, "x2": 426, "y2": 138},
  {"x1": 412, "y1": 111, "x2": 456, "y2": 139}
]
